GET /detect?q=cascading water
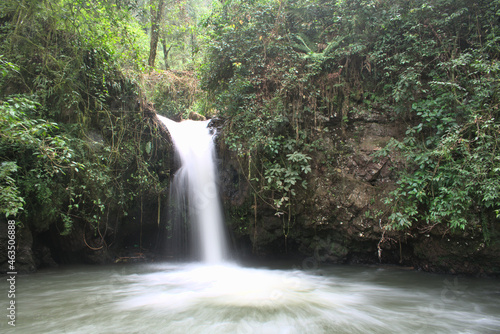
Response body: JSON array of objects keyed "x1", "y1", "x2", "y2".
[{"x1": 158, "y1": 115, "x2": 228, "y2": 263}]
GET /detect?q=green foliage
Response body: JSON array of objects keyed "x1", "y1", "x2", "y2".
[
  {"x1": 0, "y1": 55, "x2": 19, "y2": 78},
  {"x1": 0, "y1": 0, "x2": 170, "y2": 236},
  {"x1": 0, "y1": 161, "x2": 24, "y2": 217},
  {"x1": 373, "y1": 0, "x2": 500, "y2": 232},
  {"x1": 263, "y1": 150, "x2": 312, "y2": 210},
  {"x1": 384, "y1": 109, "x2": 500, "y2": 231},
  {"x1": 202, "y1": 0, "x2": 500, "y2": 236},
  {"x1": 0, "y1": 96, "x2": 75, "y2": 171},
  {"x1": 0, "y1": 93, "x2": 75, "y2": 230},
  {"x1": 201, "y1": 0, "x2": 319, "y2": 219}
]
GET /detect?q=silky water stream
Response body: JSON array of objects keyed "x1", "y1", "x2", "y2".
[
  {"x1": 158, "y1": 116, "x2": 228, "y2": 263},
  {"x1": 4, "y1": 117, "x2": 500, "y2": 333}
]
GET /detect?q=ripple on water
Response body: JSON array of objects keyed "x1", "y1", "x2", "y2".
[{"x1": 10, "y1": 262, "x2": 500, "y2": 334}]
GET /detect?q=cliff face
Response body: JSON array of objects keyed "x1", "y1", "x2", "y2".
[
  {"x1": 3, "y1": 109, "x2": 499, "y2": 275},
  {"x1": 219, "y1": 108, "x2": 500, "y2": 275}
]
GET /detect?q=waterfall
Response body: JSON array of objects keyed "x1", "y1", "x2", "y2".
[{"x1": 158, "y1": 115, "x2": 228, "y2": 263}]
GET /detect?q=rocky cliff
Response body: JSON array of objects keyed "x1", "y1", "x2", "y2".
[{"x1": 219, "y1": 108, "x2": 500, "y2": 276}]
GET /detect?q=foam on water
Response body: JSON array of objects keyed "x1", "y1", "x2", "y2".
[{"x1": 10, "y1": 263, "x2": 500, "y2": 334}]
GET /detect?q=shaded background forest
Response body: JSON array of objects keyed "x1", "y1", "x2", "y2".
[{"x1": 1, "y1": 0, "x2": 499, "y2": 274}]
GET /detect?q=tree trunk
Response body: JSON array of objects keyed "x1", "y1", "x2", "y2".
[
  {"x1": 148, "y1": 0, "x2": 165, "y2": 68},
  {"x1": 161, "y1": 37, "x2": 172, "y2": 70}
]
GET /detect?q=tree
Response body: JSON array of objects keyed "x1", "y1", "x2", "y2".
[{"x1": 148, "y1": 0, "x2": 165, "y2": 68}]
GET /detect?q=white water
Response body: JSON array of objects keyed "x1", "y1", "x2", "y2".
[
  {"x1": 8, "y1": 263, "x2": 500, "y2": 334},
  {"x1": 158, "y1": 115, "x2": 228, "y2": 263}
]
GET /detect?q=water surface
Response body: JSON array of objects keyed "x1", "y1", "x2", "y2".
[{"x1": 3, "y1": 262, "x2": 500, "y2": 333}]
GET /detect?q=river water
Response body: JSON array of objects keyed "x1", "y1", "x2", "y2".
[{"x1": 3, "y1": 262, "x2": 500, "y2": 333}]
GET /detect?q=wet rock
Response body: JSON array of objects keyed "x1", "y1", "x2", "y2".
[
  {"x1": 33, "y1": 245, "x2": 58, "y2": 268},
  {"x1": 0, "y1": 220, "x2": 36, "y2": 274},
  {"x1": 219, "y1": 157, "x2": 249, "y2": 207},
  {"x1": 188, "y1": 111, "x2": 206, "y2": 121}
]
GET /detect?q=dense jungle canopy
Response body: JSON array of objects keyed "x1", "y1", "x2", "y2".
[{"x1": 1, "y1": 0, "x2": 499, "y2": 268}]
